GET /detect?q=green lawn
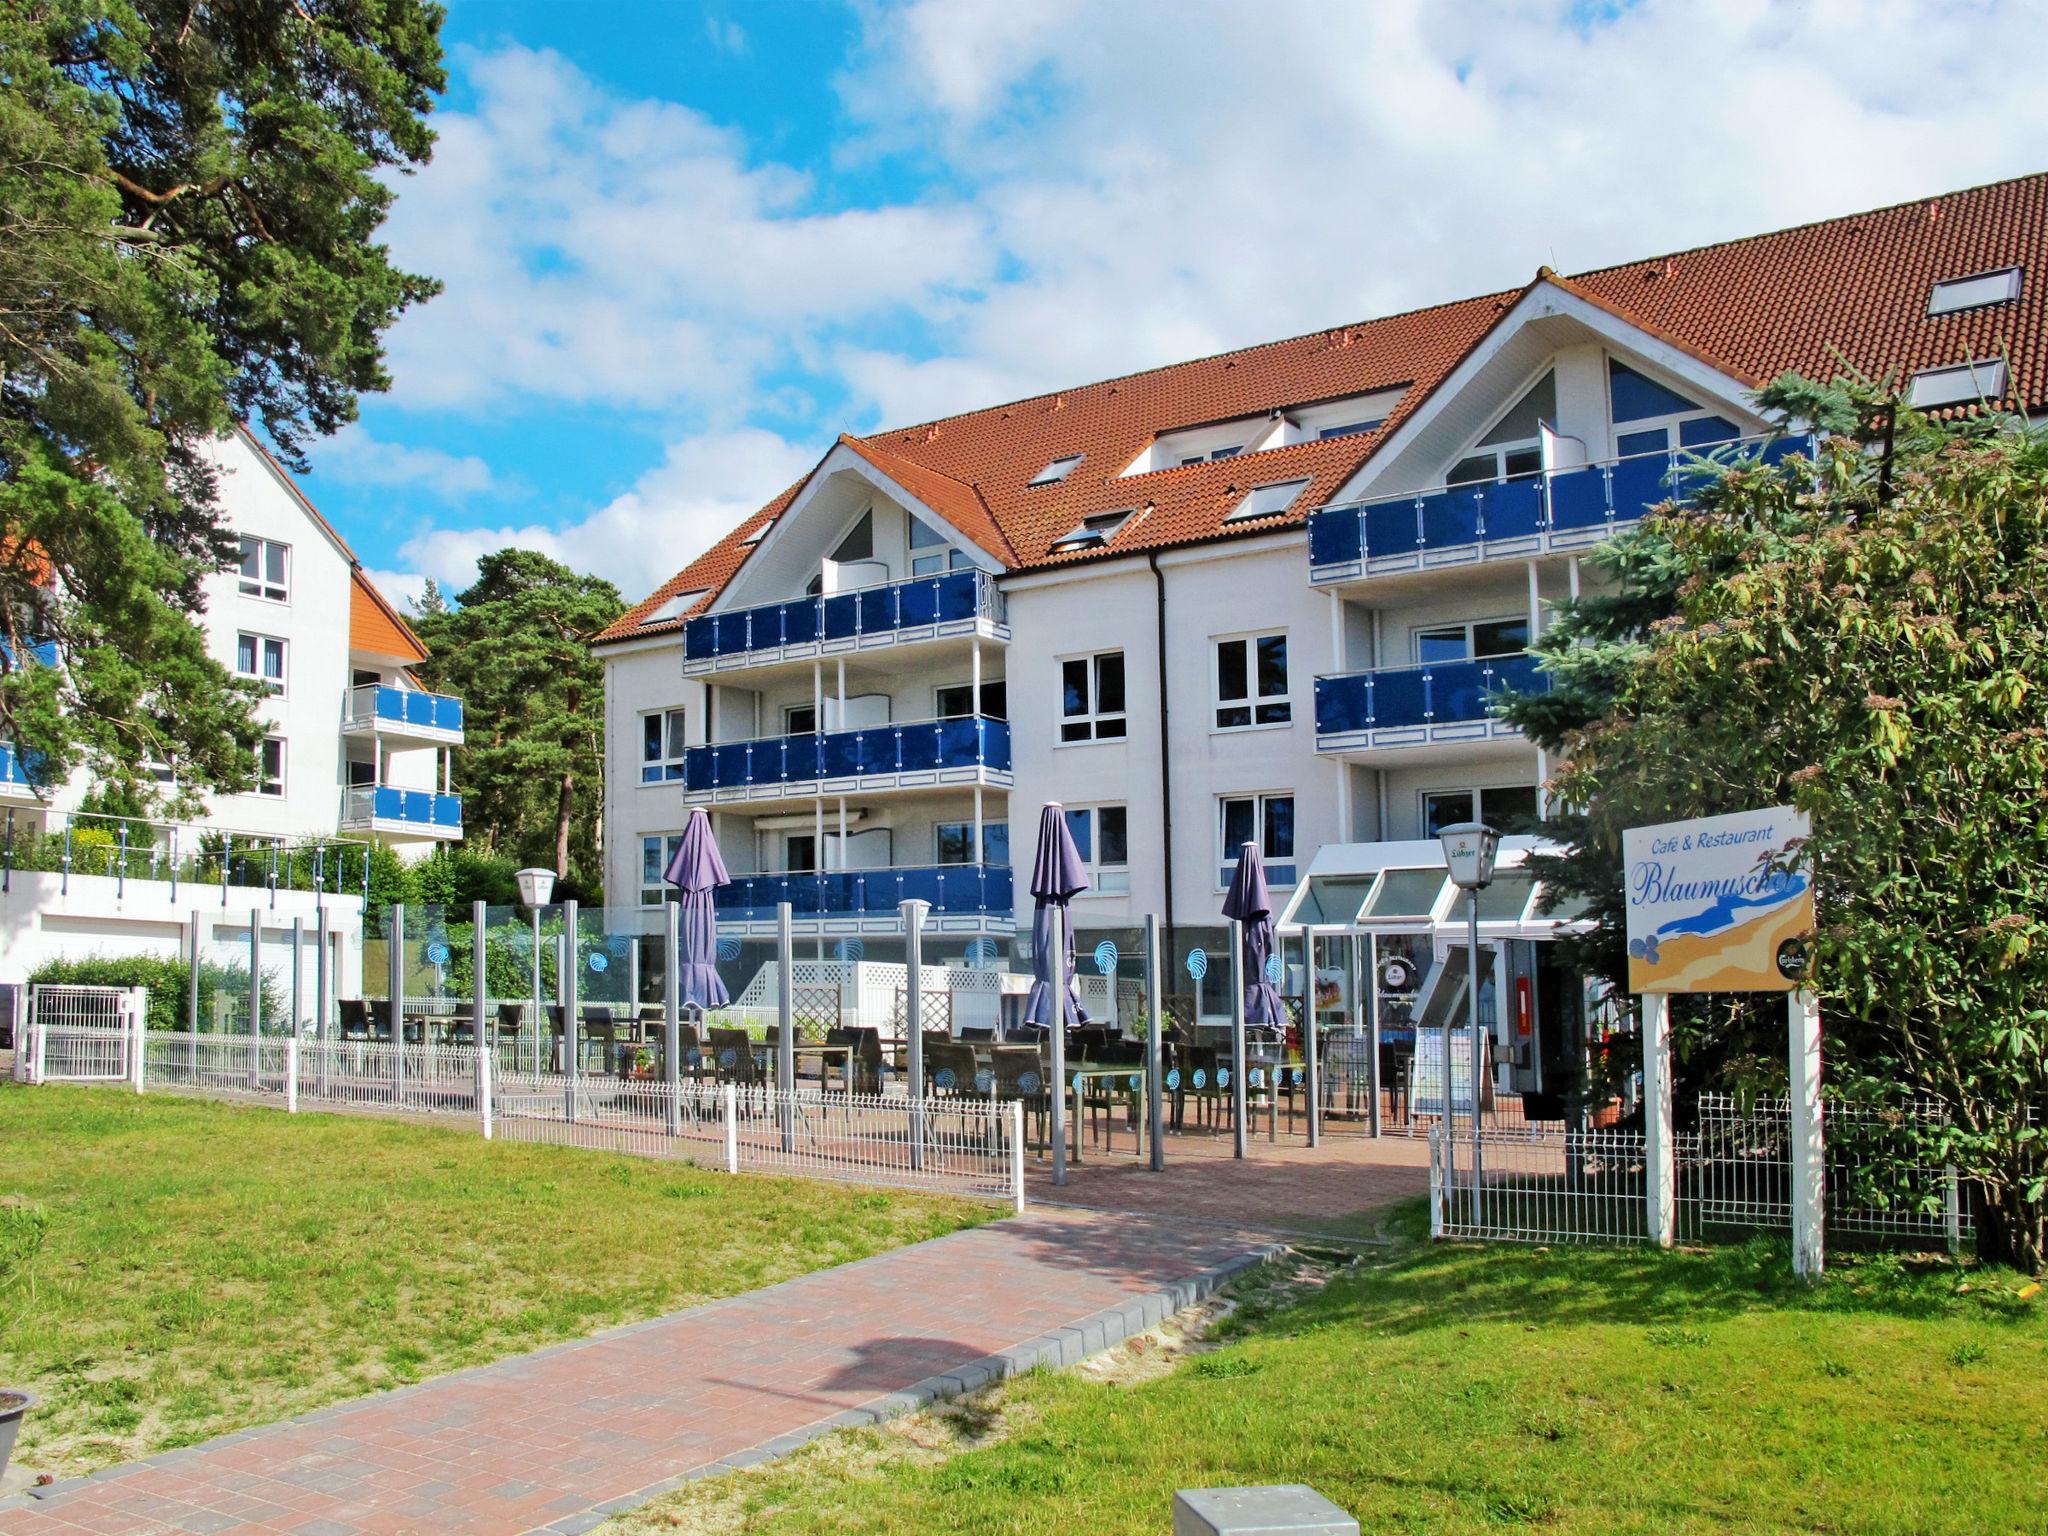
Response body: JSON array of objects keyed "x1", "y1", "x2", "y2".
[
  {"x1": 608, "y1": 1205, "x2": 2048, "y2": 1535},
  {"x1": 0, "y1": 1083, "x2": 990, "y2": 1477}
]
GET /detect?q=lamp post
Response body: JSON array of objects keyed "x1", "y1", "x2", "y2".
[
  {"x1": 515, "y1": 867, "x2": 556, "y2": 1074},
  {"x1": 1439, "y1": 821, "x2": 1500, "y2": 1230}
]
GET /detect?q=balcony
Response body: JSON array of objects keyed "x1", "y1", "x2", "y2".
[
  {"x1": 0, "y1": 743, "x2": 45, "y2": 797},
  {"x1": 341, "y1": 785, "x2": 463, "y2": 839},
  {"x1": 1313, "y1": 652, "x2": 1550, "y2": 754},
  {"x1": 342, "y1": 683, "x2": 464, "y2": 745},
  {"x1": 682, "y1": 568, "x2": 1007, "y2": 676},
  {"x1": 1307, "y1": 433, "x2": 1817, "y2": 582},
  {"x1": 711, "y1": 863, "x2": 1015, "y2": 934},
  {"x1": 682, "y1": 714, "x2": 1011, "y2": 805}
]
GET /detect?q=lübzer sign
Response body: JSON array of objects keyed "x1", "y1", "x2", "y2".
[{"x1": 1622, "y1": 806, "x2": 1814, "y2": 993}]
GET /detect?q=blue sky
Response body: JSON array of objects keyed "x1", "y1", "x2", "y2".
[{"x1": 301, "y1": 0, "x2": 2048, "y2": 607}]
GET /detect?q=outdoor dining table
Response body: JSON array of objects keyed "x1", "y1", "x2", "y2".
[
  {"x1": 1063, "y1": 1063, "x2": 1148, "y2": 1162},
  {"x1": 753, "y1": 1041, "x2": 857, "y2": 1091}
]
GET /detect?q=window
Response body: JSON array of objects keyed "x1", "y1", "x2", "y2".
[
  {"x1": 1218, "y1": 793, "x2": 1294, "y2": 887},
  {"x1": 1413, "y1": 618, "x2": 1529, "y2": 665},
  {"x1": 1214, "y1": 633, "x2": 1289, "y2": 729},
  {"x1": 936, "y1": 820, "x2": 1008, "y2": 866},
  {"x1": 237, "y1": 537, "x2": 289, "y2": 602},
  {"x1": 830, "y1": 510, "x2": 874, "y2": 563},
  {"x1": 784, "y1": 833, "x2": 817, "y2": 872},
  {"x1": 1317, "y1": 419, "x2": 1383, "y2": 440},
  {"x1": 1929, "y1": 266, "x2": 2021, "y2": 315},
  {"x1": 1606, "y1": 359, "x2": 1740, "y2": 456},
  {"x1": 741, "y1": 519, "x2": 775, "y2": 545},
  {"x1": 1181, "y1": 444, "x2": 1242, "y2": 465},
  {"x1": 1060, "y1": 651, "x2": 1126, "y2": 742},
  {"x1": 1049, "y1": 509, "x2": 1134, "y2": 554},
  {"x1": 1065, "y1": 805, "x2": 1130, "y2": 895},
  {"x1": 640, "y1": 833, "x2": 686, "y2": 905},
  {"x1": 1229, "y1": 479, "x2": 1310, "y2": 523},
  {"x1": 254, "y1": 737, "x2": 284, "y2": 797},
  {"x1": 641, "y1": 708, "x2": 688, "y2": 783},
  {"x1": 1029, "y1": 454, "x2": 1084, "y2": 486},
  {"x1": 1909, "y1": 359, "x2": 2007, "y2": 409},
  {"x1": 908, "y1": 516, "x2": 947, "y2": 550},
  {"x1": 1448, "y1": 372, "x2": 1554, "y2": 485},
  {"x1": 1422, "y1": 784, "x2": 1540, "y2": 839},
  {"x1": 935, "y1": 679, "x2": 1006, "y2": 719},
  {"x1": 912, "y1": 548, "x2": 975, "y2": 577},
  {"x1": 784, "y1": 703, "x2": 818, "y2": 735},
  {"x1": 235, "y1": 632, "x2": 286, "y2": 694}
]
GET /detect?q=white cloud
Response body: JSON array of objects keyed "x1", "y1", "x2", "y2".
[
  {"x1": 362, "y1": 567, "x2": 429, "y2": 613},
  {"x1": 388, "y1": 427, "x2": 819, "y2": 603},
  {"x1": 314, "y1": 426, "x2": 499, "y2": 502}
]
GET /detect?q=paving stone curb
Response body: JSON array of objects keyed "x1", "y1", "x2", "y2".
[{"x1": 530, "y1": 1237, "x2": 1288, "y2": 1535}]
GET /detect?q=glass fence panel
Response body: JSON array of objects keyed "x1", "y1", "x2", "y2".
[
  {"x1": 1308, "y1": 507, "x2": 1362, "y2": 568},
  {"x1": 1371, "y1": 665, "x2": 1431, "y2": 728}
]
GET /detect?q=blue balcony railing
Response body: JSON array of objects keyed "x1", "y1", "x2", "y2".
[
  {"x1": 0, "y1": 742, "x2": 44, "y2": 790},
  {"x1": 684, "y1": 568, "x2": 1004, "y2": 664},
  {"x1": 1306, "y1": 433, "x2": 1818, "y2": 573},
  {"x1": 1314, "y1": 653, "x2": 1550, "y2": 738},
  {"x1": 683, "y1": 715, "x2": 1010, "y2": 794},
  {"x1": 344, "y1": 785, "x2": 463, "y2": 830},
  {"x1": 346, "y1": 683, "x2": 464, "y2": 735},
  {"x1": 713, "y1": 863, "x2": 1015, "y2": 922}
]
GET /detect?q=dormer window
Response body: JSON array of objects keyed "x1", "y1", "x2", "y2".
[
  {"x1": 1929, "y1": 266, "x2": 2021, "y2": 315},
  {"x1": 1909, "y1": 358, "x2": 2007, "y2": 409},
  {"x1": 1030, "y1": 454, "x2": 1084, "y2": 486},
  {"x1": 1228, "y1": 479, "x2": 1310, "y2": 523},
  {"x1": 1050, "y1": 510, "x2": 1134, "y2": 553},
  {"x1": 1181, "y1": 445, "x2": 1242, "y2": 466}
]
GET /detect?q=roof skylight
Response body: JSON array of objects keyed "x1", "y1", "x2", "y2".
[
  {"x1": 1030, "y1": 454, "x2": 1085, "y2": 486},
  {"x1": 1908, "y1": 358, "x2": 2007, "y2": 408},
  {"x1": 1049, "y1": 509, "x2": 1135, "y2": 553},
  {"x1": 1228, "y1": 479, "x2": 1311, "y2": 522},
  {"x1": 648, "y1": 589, "x2": 708, "y2": 624},
  {"x1": 1928, "y1": 266, "x2": 2021, "y2": 315},
  {"x1": 740, "y1": 519, "x2": 774, "y2": 546}
]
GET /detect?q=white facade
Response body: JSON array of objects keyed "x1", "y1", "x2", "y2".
[{"x1": 600, "y1": 289, "x2": 1781, "y2": 1014}]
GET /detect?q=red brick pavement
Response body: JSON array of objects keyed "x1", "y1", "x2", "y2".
[{"x1": 0, "y1": 1209, "x2": 1279, "y2": 1536}]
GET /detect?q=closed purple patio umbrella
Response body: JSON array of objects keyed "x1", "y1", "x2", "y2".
[
  {"x1": 1222, "y1": 840, "x2": 1285, "y2": 1036},
  {"x1": 1023, "y1": 804, "x2": 1092, "y2": 1031},
  {"x1": 664, "y1": 807, "x2": 731, "y2": 1010}
]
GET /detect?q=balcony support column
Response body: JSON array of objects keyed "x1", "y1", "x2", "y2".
[{"x1": 974, "y1": 783, "x2": 984, "y2": 864}]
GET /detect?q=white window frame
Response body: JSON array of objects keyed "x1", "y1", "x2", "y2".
[
  {"x1": 1605, "y1": 353, "x2": 1744, "y2": 458},
  {"x1": 1421, "y1": 784, "x2": 1541, "y2": 838},
  {"x1": 640, "y1": 832, "x2": 686, "y2": 905},
  {"x1": 236, "y1": 536, "x2": 290, "y2": 603},
  {"x1": 253, "y1": 736, "x2": 285, "y2": 798},
  {"x1": 1058, "y1": 650, "x2": 1127, "y2": 744},
  {"x1": 235, "y1": 631, "x2": 287, "y2": 695},
  {"x1": 1409, "y1": 616, "x2": 1530, "y2": 666},
  {"x1": 1212, "y1": 631, "x2": 1291, "y2": 731},
  {"x1": 640, "y1": 707, "x2": 688, "y2": 784},
  {"x1": 1216, "y1": 792, "x2": 1295, "y2": 890},
  {"x1": 784, "y1": 702, "x2": 819, "y2": 735},
  {"x1": 1064, "y1": 804, "x2": 1131, "y2": 896}
]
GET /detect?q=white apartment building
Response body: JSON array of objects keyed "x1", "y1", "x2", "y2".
[
  {"x1": 598, "y1": 173, "x2": 2047, "y2": 1024},
  {"x1": 0, "y1": 427, "x2": 463, "y2": 984}
]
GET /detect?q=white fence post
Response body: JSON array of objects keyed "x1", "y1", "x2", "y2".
[
  {"x1": 1428, "y1": 1125, "x2": 1444, "y2": 1239},
  {"x1": 1641, "y1": 992, "x2": 1676, "y2": 1248},
  {"x1": 129, "y1": 988, "x2": 147, "y2": 1094},
  {"x1": 477, "y1": 1046, "x2": 493, "y2": 1140},
  {"x1": 285, "y1": 1035, "x2": 299, "y2": 1113},
  {"x1": 1009, "y1": 1098, "x2": 1025, "y2": 1213},
  {"x1": 1788, "y1": 988, "x2": 1825, "y2": 1278},
  {"x1": 29, "y1": 1000, "x2": 45, "y2": 1085},
  {"x1": 723, "y1": 1083, "x2": 739, "y2": 1174}
]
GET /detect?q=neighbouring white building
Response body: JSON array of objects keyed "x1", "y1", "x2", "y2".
[
  {"x1": 595, "y1": 174, "x2": 2045, "y2": 1083},
  {"x1": 0, "y1": 426, "x2": 463, "y2": 989}
]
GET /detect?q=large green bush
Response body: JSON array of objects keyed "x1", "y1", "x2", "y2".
[{"x1": 27, "y1": 953, "x2": 281, "y2": 1032}]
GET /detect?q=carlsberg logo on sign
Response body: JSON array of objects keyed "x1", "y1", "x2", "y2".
[{"x1": 1621, "y1": 806, "x2": 1814, "y2": 995}]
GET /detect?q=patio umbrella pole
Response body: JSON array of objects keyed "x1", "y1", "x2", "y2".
[
  {"x1": 472, "y1": 899, "x2": 488, "y2": 1116},
  {"x1": 1049, "y1": 902, "x2": 1066, "y2": 1187},
  {"x1": 777, "y1": 901, "x2": 795, "y2": 1154},
  {"x1": 1144, "y1": 912, "x2": 1164, "y2": 1172},
  {"x1": 316, "y1": 901, "x2": 330, "y2": 1099},
  {"x1": 1305, "y1": 927, "x2": 1322, "y2": 1148},
  {"x1": 1229, "y1": 917, "x2": 1247, "y2": 1160},
  {"x1": 903, "y1": 900, "x2": 927, "y2": 1170},
  {"x1": 663, "y1": 899, "x2": 681, "y2": 1136},
  {"x1": 388, "y1": 902, "x2": 405, "y2": 1104}
]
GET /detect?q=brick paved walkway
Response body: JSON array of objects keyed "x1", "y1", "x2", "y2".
[{"x1": 0, "y1": 1209, "x2": 1278, "y2": 1536}]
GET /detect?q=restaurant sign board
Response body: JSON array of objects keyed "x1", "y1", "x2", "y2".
[{"x1": 1622, "y1": 806, "x2": 1813, "y2": 993}]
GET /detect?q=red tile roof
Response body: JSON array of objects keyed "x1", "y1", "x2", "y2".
[{"x1": 599, "y1": 171, "x2": 2048, "y2": 646}]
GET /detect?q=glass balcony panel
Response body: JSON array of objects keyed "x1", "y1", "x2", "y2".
[
  {"x1": 1419, "y1": 485, "x2": 1484, "y2": 548},
  {"x1": 1371, "y1": 666, "x2": 1431, "y2": 728},
  {"x1": 1363, "y1": 497, "x2": 1420, "y2": 558},
  {"x1": 1546, "y1": 463, "x2": 1611, "y2": 530},
  {"x1": 1308, "y1": 506, "x2": 1363, "y2": 568},
  {"x1": 936, "y1": 568, "x2": 981, "y2": 622},
  {"x1": 685, "y1": 616, "x2": 719, "y2": 660},
  {"x1": 897, "y1": 721, "x2": 941, "y2": 773},
  {"x1": 822, "y1": 591, "x2": 860, "y2": 640},
  {"x1": 1313, "y1": 674, "x2": 1372, "y2": 735},
  {"x1": 898, "y1": 579, "x2": 941, "y2": 627},
  {"x1": 780, "y1": 598, "x2": 820, "y2": 645},
  {"x1": 858, "y1": 586, "x2": 896, "y2": 634},
  {"x1": 1484, "y1": 477, "x2": 1545, "y2": 539},
  {"x1": 684, "y1": 715, "x2": 1004, "y2": 791},
  {"x1": 901, "y1": 866, "x2": 945, "y2": 908},
  {"x1": 1608, "y1": 452, "x2": 1672, "y2": 521},
  {"x1": 1432, "y1": 659, "x2": 1493, "y2": 723}
]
